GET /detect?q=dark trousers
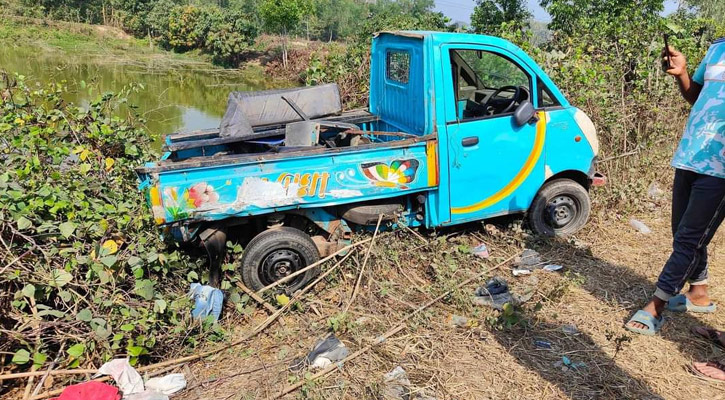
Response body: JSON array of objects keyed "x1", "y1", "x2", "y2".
[{"x1": 655, "y1": 169, "x2": 725, "y2": 301}]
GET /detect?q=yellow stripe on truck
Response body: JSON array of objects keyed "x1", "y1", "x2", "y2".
[{"x1": 451, "y1": 111, "x2": 546, "y2": 215}]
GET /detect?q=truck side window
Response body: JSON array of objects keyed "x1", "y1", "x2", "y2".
[
  {"x1": 386, "y1": 50, "x2": 410, "y2": 84},
  {"x1": 449, "y1": 49, "x2": 531, "y2": 121}
]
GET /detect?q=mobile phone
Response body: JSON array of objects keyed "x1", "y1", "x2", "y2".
[{"x1": 663, "y1": 34, "x2": 671, "y2": 70}]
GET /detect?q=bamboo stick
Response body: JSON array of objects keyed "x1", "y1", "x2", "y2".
[{"x1": 23, "y1": 250, "x2": 356, "y2": 399}]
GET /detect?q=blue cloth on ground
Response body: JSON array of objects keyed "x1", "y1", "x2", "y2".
[{"x1": 188, "y1": 283, "x2": 223, "y2": 322}]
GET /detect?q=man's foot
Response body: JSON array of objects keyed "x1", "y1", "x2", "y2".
[
  {"x1": 692, "y1": 361, "x2": 725, "y2": 381},
  {"x1": 626, "y1": 297, "x2": 666, "y2": 332},
  {"x1": 686, "y1": 284, "x2": 712, "y2": 307}
]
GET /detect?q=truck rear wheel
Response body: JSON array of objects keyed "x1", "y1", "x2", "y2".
[
  {"x1": 241, "y1": 227, "x2": 320, "y2": 293},
  {"x1": 529, "y1": 179, "x2": 591, "y2": 237}
]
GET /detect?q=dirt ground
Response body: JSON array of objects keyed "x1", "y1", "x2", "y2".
[{"x1": 172, "y1": 195, "x2": 725, "y2": 400}]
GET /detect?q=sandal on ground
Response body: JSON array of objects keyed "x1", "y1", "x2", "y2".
[
  {"x1": 691, "y1": 326, "x2": 725, "y2": 348},
  {"x1": 667, "y1": 294, "x2": 717, "y2": 313},
  {"x1": 691, "y1": 360, "x2": 725, "y2": 382},
  {"x1": 624, "y1": 310, "x2": 663, "y2": 336}
]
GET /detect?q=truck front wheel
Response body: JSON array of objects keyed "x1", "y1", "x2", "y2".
[
  {"x1": 241, "y1": 227, "x2": 320, "y2": 293},
  {"x1": 529, "y1": 179, "x2": 591, "y2": 237}
]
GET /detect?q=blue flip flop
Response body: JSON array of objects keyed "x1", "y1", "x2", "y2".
[
  {"x1": 625, "y1": 310, "x2": 663, "y2": 336},
  {"x1": 667, "y1": 294, "x2": 717, "y2": 313}
]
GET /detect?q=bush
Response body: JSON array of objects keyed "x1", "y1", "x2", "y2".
[
  {"x1": 0, "y1": 73, "x2": 239, "y2": 372},
  {"x1": 205, "y1": 9, "x2": 259, "y2": 66},
  {"x1": 166, "y1": 5, "x2": 206, "y2": 50}
]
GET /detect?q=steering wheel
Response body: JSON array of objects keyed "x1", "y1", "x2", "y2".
[{"x1": 481, "y1": 85, "x2": 521, "y2": 115}]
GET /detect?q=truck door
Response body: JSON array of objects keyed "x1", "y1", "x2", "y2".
[{"x1": 442, "y1": 46, "x2": 546, "y2": 224}]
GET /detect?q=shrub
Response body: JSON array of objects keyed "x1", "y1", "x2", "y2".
[
  {"x1": 205, "y1": 9, "x2": 259, "y2": 66},
  {"x1": 0, "y1": 73, "x2": 233, "y2": 372}
]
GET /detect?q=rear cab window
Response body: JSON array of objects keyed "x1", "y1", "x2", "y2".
[{"x1": 386, "y1": 50, "x2": 410, "y2": 84}]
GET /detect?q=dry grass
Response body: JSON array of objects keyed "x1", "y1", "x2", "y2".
[{"x1": 168, "y1": 188, "x2": 725, "y2": 400}]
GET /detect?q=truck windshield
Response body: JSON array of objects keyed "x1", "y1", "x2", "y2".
[{"x1": 450, "y1": 49, "x2": 531, "y2": 120}]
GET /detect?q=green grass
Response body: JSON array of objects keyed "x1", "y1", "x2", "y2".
[{"x1": 0, "y1": 17, "x2": 211, "y2": 66}]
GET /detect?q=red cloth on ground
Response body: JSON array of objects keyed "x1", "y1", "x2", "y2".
[{"x1": 51, "y1": 381, "x2": 120, "y2": 400}]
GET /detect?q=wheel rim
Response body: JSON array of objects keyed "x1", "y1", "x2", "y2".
[
  {"x1": 259, "y1": 249, "x2": 306, "y2": 288},
  {"x1": 545, "y1": 194, "x2": 579, "y2": 229}
]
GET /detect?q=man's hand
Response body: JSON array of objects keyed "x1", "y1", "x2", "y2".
[
  {"x1": 662, "y1": 46, "x2": 687, "y2": 76},
  {"x1": 662, "y1": 45, "x2": 702, "y2": 105}
]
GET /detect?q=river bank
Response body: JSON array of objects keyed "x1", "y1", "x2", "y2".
[{"x1": 0, "y1": 17, "x2": 294, "y2": 137}]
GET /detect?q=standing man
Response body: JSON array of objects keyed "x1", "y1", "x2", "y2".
[{"x1": 626, "y1": 37, "x2": 725, "y2": 335}]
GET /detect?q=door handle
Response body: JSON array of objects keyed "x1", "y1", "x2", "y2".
[{"x1": 461, "y1": 136, "x2": 479, "y2": 147}]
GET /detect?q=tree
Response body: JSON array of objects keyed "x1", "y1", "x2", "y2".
[
  {"x1": 470, "y1": 0, "x2": 531, "y2": 34},
  {"x1": 260, "y1": 0, "x2": 312, "y2": 68},
  {"x1": 314, "y1": 0, "x2": 367, "y2": 42},
  {"x1": 685, "y1": 0, "x2": 725, "y2": 21},
  {"x1": 540, "y1": 0, "x2": 663, "y2": 36},
  {"x1": 205, "y1": 9, "x2": 259, "y2": 66}
]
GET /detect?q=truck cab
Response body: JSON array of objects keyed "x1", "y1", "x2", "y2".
[
  {"x1": 371, "y1": 31, "x2": 600, "y2": 232},
  {"x1": 137, "y1": 31, "x2": 602, "y2": 292}
]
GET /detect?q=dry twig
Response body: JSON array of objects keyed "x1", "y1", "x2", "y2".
[{"x1": 276, "y1": 252, "x2": 518, "y2": 398}]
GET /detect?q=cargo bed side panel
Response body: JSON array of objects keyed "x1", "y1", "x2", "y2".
[{"x1": 152, "y1": 142, "x2": 438, "y2": 224}]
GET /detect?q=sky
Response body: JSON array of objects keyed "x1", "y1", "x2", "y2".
[{"x1": 433, "y1": 0, "x2": 681, "y2": 24}]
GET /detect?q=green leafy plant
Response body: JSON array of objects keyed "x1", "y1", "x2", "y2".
[{"x1": 0, "y1": 72, "x2": 222, "y2": 373}]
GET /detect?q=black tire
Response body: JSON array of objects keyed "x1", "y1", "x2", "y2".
[
  {"x1": 240, "y1": 227, "x2": 320, "y2": 293},
  {"x1": 529, "y1": 179, "x2": 591, "y2": 237}
]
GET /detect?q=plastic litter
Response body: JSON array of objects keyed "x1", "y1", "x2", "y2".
[
  {"x1": 648, "y1": 182, "x2": 664, "y2": 199},
  {"x1": 512, "y1": 268, "x2": 532, "y2": 276},
  {"x1": 515, "y1": 249, "x2": 542, "y2": 268},
  {"x1": 291, "y1": 334, "x2": 349, "y2": 370},
  {"x1": 472, "y1": 243, "x2": 490, "y2": 259},
  {"x1": 562, "y1": 324, "x2": 579, "y2": 335},
  {"x1": 382, "y1": 366, "x2": 438, "y2": 400},
  {"x1": 51, "y1": 381, "x2": 120, "y2": 400},
  {"x1": 476, "y1": 277, "x2": 509, "y2": 296},
  {"x1": 95, "y1": 359, "x2": 185, "y2": 400},
  {"x1": 96, "y1": 358, "x2": 144, "y2": 395},
  {"x1": 383, "y1": 366, "x2": 411, "y2": 400},
  {"x1": 543, "y1": 264, "x2": 563, "y2": 272},
  {"x1": 472, "y1": 276, "x2": 537, "y2": 310},
  {"x1": 629, "y1": 219, "x2": 651, "y2": 234},
  {"x1": 188, "y1": 283, "x2": 223, "y2": 322},
  {"x1": 484, "y1": 223, "x2": 502, "y2": 237},
  {"x1": 554, "y1": 356, "x2": 587, "y2": 372},
  {"x1": 534, "y1": 339, "x2": 552, "y2": 349},
  {"x1": 472, "y1": 277, "x2": 512, "y2": 310},
  {"x1": 447, "y1": 314, "x2": 475, "y2": 328},
  {"x1": 126, "y1": 392, "x2": 168, "y2": 400},
  {"x1": 144, "y1": 373, "x2": 186, "y2": 395}
]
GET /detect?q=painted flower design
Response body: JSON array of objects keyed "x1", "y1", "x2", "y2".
[{"x1": 187, "y1": 183, "x2": 219, "y2": 208}]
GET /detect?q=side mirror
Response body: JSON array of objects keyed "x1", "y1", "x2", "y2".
[{"x1": 513, "y1": 100, "x2": 538, "y2": 126}]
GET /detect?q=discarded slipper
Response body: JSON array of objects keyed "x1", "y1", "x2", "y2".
[
  {"x1": 691, "y1": 326, "x2": 725, "y2": 348},
  {"x1": 667, "y1": 294, "x2": 716, "y2": 313},
  {"x1": 472, "y1": 277, "x2": 514, "y2": 310},
  {"x1": 624, "y1": 310, "x2": 663, "y2": 336}
]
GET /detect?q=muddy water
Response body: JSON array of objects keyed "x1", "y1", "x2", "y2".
[{"x1": 0, "y1": 45, "x2": 289, "y2": 140}]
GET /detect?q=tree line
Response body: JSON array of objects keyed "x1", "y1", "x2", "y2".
[{"x1": 4, "y1": 0, "x2": 452, "y2": 65}]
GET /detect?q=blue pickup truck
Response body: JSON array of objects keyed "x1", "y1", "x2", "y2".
[{"x1": 137, "y1": 31, "x2": 603, "y2": 291}]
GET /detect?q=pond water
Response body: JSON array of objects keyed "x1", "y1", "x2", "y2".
[{"x1": 0, "y1": 45, "x2": 289, "y2": 139}]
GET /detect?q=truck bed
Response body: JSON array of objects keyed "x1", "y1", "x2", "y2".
[{"x1": 137, "y1": 109, "x2": 439, "y2": 226}]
